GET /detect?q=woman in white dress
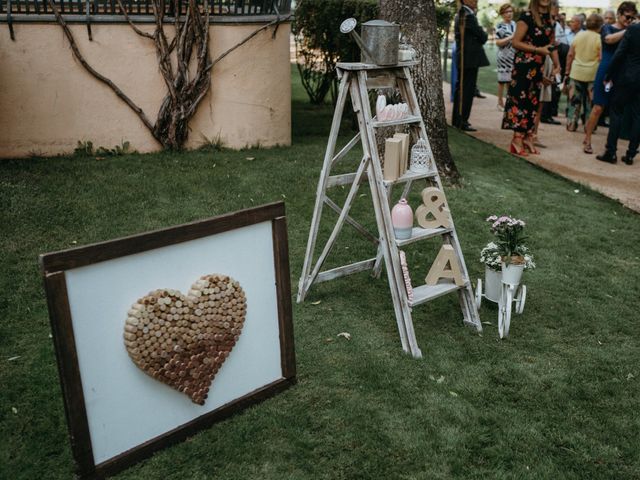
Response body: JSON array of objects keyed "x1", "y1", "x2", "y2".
[{"x1": 495, "y1": 3, "x2": 516, "y2": 110}]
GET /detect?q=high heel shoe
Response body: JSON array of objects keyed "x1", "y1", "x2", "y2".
[
  {"x1": 510, "y1": 142, "x2": 528, "y2": 156},
  {"x1": 523, "y1": 138, "x2": 540, "y2": 155}
]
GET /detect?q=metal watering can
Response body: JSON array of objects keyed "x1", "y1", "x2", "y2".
[{"x1": 340, "y1": 18, "x2": 400, "y2": 66}]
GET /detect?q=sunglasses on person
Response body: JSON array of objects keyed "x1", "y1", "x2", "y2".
[{"x1": 622, "y1": 14, "x2": 635, "y2": 21}]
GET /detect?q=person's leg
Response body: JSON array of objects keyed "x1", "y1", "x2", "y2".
[
  {"x1": 551, "y1": 84, "x2": 560, "y2": 117},
  {"x1": 534, "y1": 102, "x2": 543, "y2": 135},
  {"x1": 452, "y1": 79, "x2": 462, "y2": 127},
  {"x1": 599, "y1": 89, "x2": 625, "y2": 162},
  {"x1": 541, "y1": 99, "x2": 552, "y2": 120},
  {"x1": 624, "y1": 94, "x2": 640, "y2": 162},
  {"x1": 567, "y1": 79, "x2": 581, "y2": 131},
  {"x1": 583, "y1": 104, "x2": 603, "y2": 152},
  {"x1": 583, "y1": 82, "x2": 594, "y2": 128},
  {"x1": 462, "y1": 67, "x2": 479, "y2": 125},
  {"x1": 452, "y1": 62, "x2": 463, "y2": 127},
  {"x1": 498, "y1": 83, "x2": 504, "y2": 108}
]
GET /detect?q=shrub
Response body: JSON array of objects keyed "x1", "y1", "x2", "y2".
[{"x1": 293, "y1": 0, "x2": 378, "y2": 105}]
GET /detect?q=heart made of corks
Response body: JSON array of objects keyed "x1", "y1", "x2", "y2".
[{"x1": 123, "y1": 274, "x2": 246, "y2": 405}]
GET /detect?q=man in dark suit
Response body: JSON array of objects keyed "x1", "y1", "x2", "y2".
[
  {"x1": 452, "y1": 0, "x2": 490, "y2": 132},
  {"x1": 597, "y1": 23, "x2": 640, "y2": 165}
]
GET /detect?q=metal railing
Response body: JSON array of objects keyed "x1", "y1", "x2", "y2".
[{"x1": 0, "y1": 0, "x2": 290, "y2": 17}]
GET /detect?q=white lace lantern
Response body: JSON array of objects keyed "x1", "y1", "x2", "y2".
[{"x1": 409, "y1": 139, "x2": 431, "y2": 173}]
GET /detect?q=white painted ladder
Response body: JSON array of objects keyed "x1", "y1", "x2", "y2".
[{"x1": 297, "y1": 61, "x2": 481, "y2": 358}]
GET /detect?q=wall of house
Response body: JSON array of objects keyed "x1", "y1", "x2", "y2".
[{"x1": 0, "y1": 21, "x2": 291, "y2": 157}]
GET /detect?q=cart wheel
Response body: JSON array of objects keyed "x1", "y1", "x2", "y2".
[
  {"x1": 475, "y1": 279, "x2": 482, "y2": 308},
  {"x1": 498, "y1": 285, "x2": 513, "y2": 338},
  {"x1": 515, "y1": 285, "x2": 527, "y2": 314}
]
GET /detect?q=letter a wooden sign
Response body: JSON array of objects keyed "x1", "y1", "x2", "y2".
[{"x1": 425, "y1": 244, "x2": 465, "y2": 286}]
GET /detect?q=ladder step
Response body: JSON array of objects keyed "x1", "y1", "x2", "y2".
[
  {"x1": 316, "y1": 258, "x2": 376, "y2": 284},
  {"x1": 395, "y1": 226, "x2": 452, "y2": 247},
  {"x1": 409, "y1": 281, "x2": 467, "y2": 307},
  {"x1": 372, "y1": 115, "x2": 422, "y2": 128},
  {"x1": 383, "y1": 168, "x2": 438, "y2": 186},
  {"x1": 327, "y1": 173, "x2": 368, "y2": 188},
  {"x1": 336, "y1": 61, "x2": 418, "y2": 71}
]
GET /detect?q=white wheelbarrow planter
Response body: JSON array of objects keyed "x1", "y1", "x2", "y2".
[{"x1": 475, "y1": 264, "x2": 527, "y2": 338}]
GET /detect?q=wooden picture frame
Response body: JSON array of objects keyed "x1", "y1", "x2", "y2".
[{"x1": 40, "y1": 202, "x2": 296, "y2": 479}]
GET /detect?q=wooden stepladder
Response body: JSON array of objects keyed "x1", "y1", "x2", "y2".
[{"x1": 297, "y1": 61, "x2": 481, "y2": 358}]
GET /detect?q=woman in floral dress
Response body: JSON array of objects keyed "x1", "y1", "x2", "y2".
[{"x1": 501, "y1": 0, "x2": 560, "y2": 155}]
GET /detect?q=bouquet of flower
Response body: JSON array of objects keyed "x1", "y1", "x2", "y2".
[
  {"x1": 486, "y1": 215, "x2": 535, "y2": 269},
  {"x1": 480, "y1": 242, "x2": 502, "y2": 271}
]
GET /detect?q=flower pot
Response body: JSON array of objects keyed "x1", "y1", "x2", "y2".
[
  {"x1": 484, "y1": 267, "x2": 502, "y2": 303},
  {"x1": 501, "y1": 261, "x2": 524, "y2": 286}
]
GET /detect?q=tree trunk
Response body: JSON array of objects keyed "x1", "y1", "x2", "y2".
[{"x1": 379, "y1": 0, "x2": 461, "y2": 183}]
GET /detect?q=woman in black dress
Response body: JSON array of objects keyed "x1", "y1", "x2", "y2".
[{"x1": 502, "y1": 0, "x2": 560, "y2": 155}]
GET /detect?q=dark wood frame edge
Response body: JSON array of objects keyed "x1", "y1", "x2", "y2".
[
  {"x1": 40, "y1": 202, "x2": 296, "y2": 479},
  {"x1": 272, "y1": 215, "x2": 296, "y2": 379},
  {"x1": 95, "y1": 377, "x2": 296, "y2": 479},
  {"x1": 40, "y1": 201, "x2": 285, "y2": 272},
  {"x1": 43, "y1": 272, "x2": 96, "y2": 476}
]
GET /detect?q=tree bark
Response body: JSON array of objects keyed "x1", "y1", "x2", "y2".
[{"x1": 379, "y1": 0, "x2": 461, "y2": 183}]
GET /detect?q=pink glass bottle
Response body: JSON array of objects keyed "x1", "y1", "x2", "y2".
[{"x1": 391, "y1": 198, "x2": 413, "y2": 240}]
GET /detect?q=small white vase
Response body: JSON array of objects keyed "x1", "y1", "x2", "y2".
[
  {"x1": 484, "y1": 267, "x2": 502, "y2": 303},
  {"x1": 501, "y1": 262, "x2": 524, "y2": 286}
]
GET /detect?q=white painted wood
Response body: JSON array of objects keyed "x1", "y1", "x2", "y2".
[
  {"x1": 400, "y1": 66, "x2": 482, "y2": 332},
  {"x1": 336, "y1": 61, "x2": 418, "y2": 70},
  {"x1": 409, "y1": 282, "x2": 464, "y2": 307},
  {"x1": 349, "y1": 76, "x2": 412, "y2": 355},
  {"x1": 366, "y1": 74, "x2": 398, "y2": 89},
  {"x1": 297, "y1": 62, "x2": 481, "y2": 358},
  {"x1": 306, "y1": 154, "x2": 371, "y2": 289},
  {"x1": 327, "y1": 173, "x2": 364, "y2": 188},
  {"x1": 382, "y1": 168, "x2": 438, "y2": 187},
  {"x1": 330, "y1": 133, "x2": 361, "y2": 168},
  {"x1": 323, "y1": 196, "x2": 378, "y2": 245},
  {"x1": 316, "y1": 258, "x2": 377, "y2": 284},
  {"x1": 372, "y1": 115, "x2": 422, "y2": 128},
  {"x1": 297, "y1": 73, "x2": 352, "y2": 303},
  {"x1": 356, "y1": 71, "x2": 422, "y2": 358},
  {"x1": 395, "y1": 226, "x2": 452, "y2": 247}
]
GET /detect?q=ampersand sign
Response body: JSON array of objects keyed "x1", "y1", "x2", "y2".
[{"x1": 415, "y1": 187, "x2": 452, "y2": 229}]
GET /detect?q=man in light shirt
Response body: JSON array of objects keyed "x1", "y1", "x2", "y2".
[
  {"x1": 567, "y1": 15, "x2": 582, "y2": 44},
  {"x1": 556, "y1": 13, "x2": 569, "y2": 45}
]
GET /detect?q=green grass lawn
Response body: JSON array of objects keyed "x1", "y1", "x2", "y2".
[{"x1": 2, "y1": 66, "x2": 639, "y2": 479}]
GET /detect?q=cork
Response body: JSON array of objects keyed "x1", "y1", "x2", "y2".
[{"x1": 124, "y1": 274, "x2": 246, "y2": 406}]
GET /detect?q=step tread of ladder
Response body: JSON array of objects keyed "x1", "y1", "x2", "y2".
[
  {"x1": 327, "y1": 172, "x2": 369, "y2": 188},
  {"x1": 395, "y1": 226, "x2": 452, "y2": 247},
  {"x1": 409, "y1": 281, "x2": 468, "y2": 307},
  {"x1": 337, "y1": 61, "x2": 418, "y2": 70},
  {"x1": 383, "y1": 168, "x2": 438, "y2": 186},
  {"x1": 371, "y1": 115, "x2": 422, "y2": 128}
]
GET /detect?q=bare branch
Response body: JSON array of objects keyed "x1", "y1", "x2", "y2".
[
  {"x1": 115, "y1": 0, "x2": 155, "y2": 39},
  {"x1": 210, "y1": 15, "x2": 292, "y2": 69}
]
